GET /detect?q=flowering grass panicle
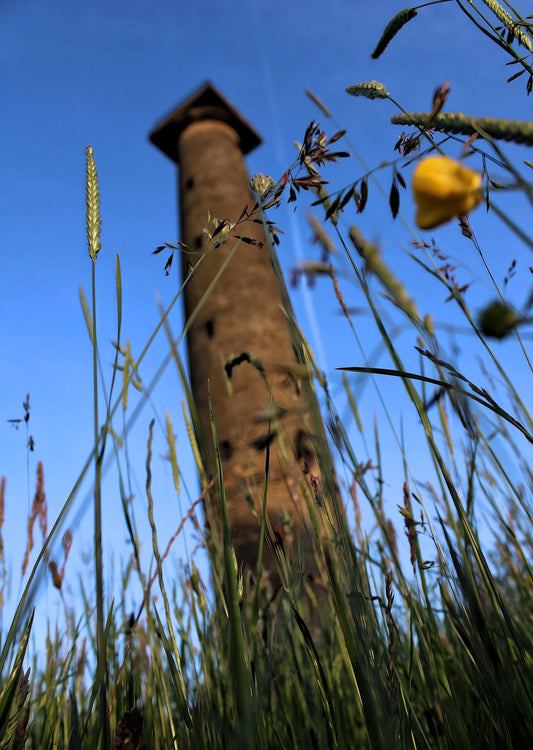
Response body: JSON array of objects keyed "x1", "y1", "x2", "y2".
[
  {"x1": 371, "y1": 7, "x2": 418, "y2": 59},
  {"x1": 86, "y1": 145, "x2": 102, "y2": 261},
  {"x1": 481, "y1": 0, "x2": 533, "y2": 52},
  {"x1": 392, "y1": 112, "x2": 533, "y2": 145},
  {"x1": 346, "y1": 81, "x2": 390, "y2": 100}
]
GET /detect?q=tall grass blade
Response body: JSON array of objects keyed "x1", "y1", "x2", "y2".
[
  {"x1": 0, "y1": 611, "x2": 33, "y2": 749},
  {"x1": 208, "y1": 388, "x2": 253, "y2": 748}
]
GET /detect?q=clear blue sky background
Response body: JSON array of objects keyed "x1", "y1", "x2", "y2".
[{"x1": 1, "y1": 1, "x2": 531, "y2": 631}]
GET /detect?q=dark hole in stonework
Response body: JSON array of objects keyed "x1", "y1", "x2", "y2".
[
  {"x1": 205, "y1": 320, "x2": 214, "y2": 338},
  {"x1": 185, "y1": 176, "x2": 194, "y2": 189},
  {"x1": 194, "y1": 235, "x2": 203, "y2": 250},
  {"x1": 220, "y1": 440, "x2": 233, "y2": 461}
]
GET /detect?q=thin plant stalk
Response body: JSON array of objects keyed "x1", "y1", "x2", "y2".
[
  {"x1": 86, "y1": 145, "x2": 109, "y2": 750},
  {"x1": 208, "y1": 388, "x2": 252, "y2": 749}
]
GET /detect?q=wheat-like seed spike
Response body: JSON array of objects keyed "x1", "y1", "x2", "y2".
[
  {"x1": 371, "y1": 8, "x2": 418, "y2": 59},
  {"x1": 480, "y1": 0, "x2": 532, "y2": 52},
  {"x1": 85, "y1": 145, "x2": 102, "y2": 261},
  {"x1": 182, "y1": 400, "x2": 208, "y2": 487},
  {"x1": 391, "y1": 111, "x2": 533, "y2": 145},
  {"x1": 166, "y1": 411, "x2": 180, "y2": 496},
  {"x1": 346, "y1": 81, "x2": 390, "y2": 100},
  {"x1": 305, "y1": 89, "x2": 331, "y2": 118},
  {"x1": 350, "y1": 226, "x2": 420, "y2": 321}
]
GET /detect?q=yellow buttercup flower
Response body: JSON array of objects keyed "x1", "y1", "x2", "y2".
[{"x1": 413, "y1": 156, "x2": 483, "y2": 230}]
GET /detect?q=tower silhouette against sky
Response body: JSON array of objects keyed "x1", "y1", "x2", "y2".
[{"x1": 149, "y1": 82, "x2": 338, "y2": 586}]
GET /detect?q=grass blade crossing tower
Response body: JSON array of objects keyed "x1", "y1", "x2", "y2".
[{"x1": 149, "y1": 82, "x2": 339, "y2": 589}]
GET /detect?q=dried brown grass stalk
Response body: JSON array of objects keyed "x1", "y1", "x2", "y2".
[
  {"x1": 0, "y1": 476, "x2": 5, "y2": 529},
  {"x1": 385, "y1": 571, "x2": 397, "y2": 710},
  {"x1": 48, "y1": 529, "x2": 73, "y2": 591},
  {"x1": 401, "y1": 480, "x2": 418, "y2": 575},
  {"x1": 108, "y1": 486, "x2": 211, "y2": 716},
  {"x1": 22, "y1": 461, "x2": 48, "y2": 577}
]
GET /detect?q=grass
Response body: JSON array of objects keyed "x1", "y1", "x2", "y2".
[{"x1": 3, "y1": 3, "x2": 533, "y2": 747}]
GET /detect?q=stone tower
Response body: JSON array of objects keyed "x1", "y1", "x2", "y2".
[{"x1": 149, "y1": 82, "x2": 338, "y2": 585}]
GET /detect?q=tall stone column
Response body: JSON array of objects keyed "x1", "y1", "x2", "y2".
[{"x1": 149, "y1": 82, "x2": 338, "y2": 586}]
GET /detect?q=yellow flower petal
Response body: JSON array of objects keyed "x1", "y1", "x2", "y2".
[{"x1": 413, "y1": 156, "x2": 483, "y2": 230}]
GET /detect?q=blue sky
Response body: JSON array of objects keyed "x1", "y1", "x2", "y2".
[{"x1": 1, "y1": 0, "x2": 532, "y2": 629}]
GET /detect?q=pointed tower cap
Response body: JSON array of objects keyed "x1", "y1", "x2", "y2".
[{"x1": 149, "y1": 81, "x2": 262, "y2": 164}]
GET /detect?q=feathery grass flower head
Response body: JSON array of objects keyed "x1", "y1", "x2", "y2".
[
  {"x1": 250, "y1": 173, "x2": 275, "y2": 201},
  {"x1": 412, "y1": 156, "x2": 483, "y2": 230}
]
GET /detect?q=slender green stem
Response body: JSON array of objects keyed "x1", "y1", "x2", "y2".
[
  {"x1": 208, "y1": 389, "x2": 252, "y2": 748},
  {"x1": 91, "y1": 260, "x2": 108, "y2": 750}
]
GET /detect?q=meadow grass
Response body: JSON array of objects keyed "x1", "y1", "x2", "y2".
[{"x1": 2, "y1": 3, "x2": 533, "y2": 747}]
